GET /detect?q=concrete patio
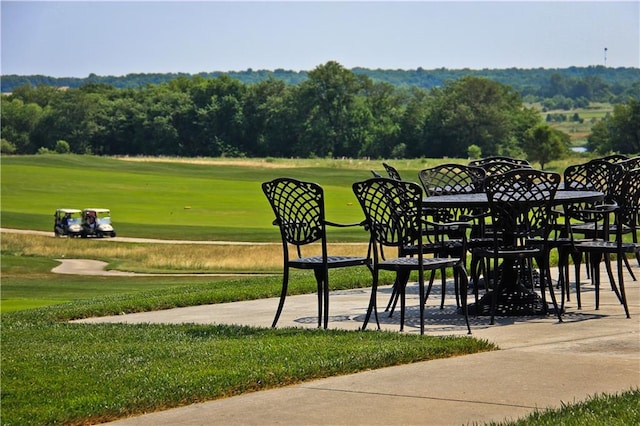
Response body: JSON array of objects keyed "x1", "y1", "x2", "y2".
[{"x1": 76, "y1": 264, "x2": 640, "y2": 425}]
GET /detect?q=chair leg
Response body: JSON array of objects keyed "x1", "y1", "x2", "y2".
[
  {"x1": 423, "y1": 269, "x2": 438, "y2": 306},
  {"x1": 322, "y1": 269, "x2": 330, "y2": 329},
  {"x1": 541, "y1": 257, "x2": 562, "y2": 322},
  {"x1": 313, "y1": 269, "x2": 324, "y2": 328},
  {"x1": 362, "y1": 270, "x2": 380, "y2": 331},
  {"x1": 418, "y1": 270, "x2": 425, "y2": 335},
  {"x1": 573, "y1": 252, "x2": 583, "y2": 309},
  {"x1": 384, "y1": 275, "x2": 400, "y2": 312},
  {"x1": 397, "y1": 270, "x2": 411, "y2": 332},
  {"x1": 272, "y1": 268, "x2": 289, "y2": 328},
  {"x1": 590, "y1": 253, "x2": 602, "y2": 310},
  {"x1": 617, "y1": 255, "x2": 631, "y2": 318},
  {"x1": 440, "y1": 268, "x2": 447, "y2": 309},
  {"x1": 557, "y1": 247, "x2": 571, "y2": 303},
  {"x1": 622, "y1": 255, "x2": 637, "y2": 281},
  {"x1": 489, "y1": 257, "x2": 502, "y2": 325},
  {"x1": 604, "y1": 254, "x2": 623, "y2": 304},
  {"x1": 556, "y1": 249, "x2": 569, "y2": 312},
  {"x1": 456, "y1": 264, "x2": 471, "y2": 334}
]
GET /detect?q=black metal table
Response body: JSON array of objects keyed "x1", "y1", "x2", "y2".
[{"x1": 422, "y1": 190, "x2": 605, "y2": 316}]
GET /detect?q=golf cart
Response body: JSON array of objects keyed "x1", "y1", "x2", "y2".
[
  {"x1": 81, "y1": 208, "x2": 116, "y2": 238},
  {"x1": 54, "y1": 208, "x2": 83, "y2": 237}
]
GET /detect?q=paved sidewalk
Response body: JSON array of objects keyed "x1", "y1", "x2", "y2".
[{"x1": 80, "y1": 265, "x2": 640, "y2": 425}]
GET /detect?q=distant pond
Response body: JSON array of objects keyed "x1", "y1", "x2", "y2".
[{"x1": 571, "y1": 147, "x2": 588, "y2": 153}]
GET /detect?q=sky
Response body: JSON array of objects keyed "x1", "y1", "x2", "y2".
[{"x1": 1, "y1": 1, "x2": 638, "y2": 78}]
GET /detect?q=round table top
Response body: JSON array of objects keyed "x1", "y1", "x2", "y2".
[{"x1": 422, "y1": 190, "x2": 604, "y2": 208}]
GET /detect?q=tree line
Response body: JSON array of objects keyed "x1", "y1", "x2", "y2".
[
  {"x1": 3, "y1": 65, "x2": 639, "y2": 104},
  {"x1": 2, "y1": 61, "x2": 638, "y2": 162}
]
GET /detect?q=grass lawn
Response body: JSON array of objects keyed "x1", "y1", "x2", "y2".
[{"x1": 1, "y1": 254, "x2": 496, "y2": 425}]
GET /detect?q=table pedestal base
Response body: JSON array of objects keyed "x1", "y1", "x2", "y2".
[{"x1": 467, "y1": 290, "x2": 549, "y2": 316}]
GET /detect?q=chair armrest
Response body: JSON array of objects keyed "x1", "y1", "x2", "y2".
[
  {"x1": 576, "y1": 203, "x2": 618, "y2": 215},
  {"x1": 324, "y1": 219, "x2": 367, "y2": 228},
  {"x1": 460, "y1": 211, "x2": 490, "y2": 222}
]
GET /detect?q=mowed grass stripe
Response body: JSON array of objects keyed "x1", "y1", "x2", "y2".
[{"x1": 1, "y1": 155, "x2": 376, "y2": 240}]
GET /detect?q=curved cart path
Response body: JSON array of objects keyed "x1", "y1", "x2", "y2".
[
  {"x1": 0, "y1": 227, "x2": 277, "y2": 246},
  {"x1": 51, "y1": 258, "x2": 268, "y2": 277},
  {"x1": 1, "y1": 228, "x2": 273, "y2": 277}
]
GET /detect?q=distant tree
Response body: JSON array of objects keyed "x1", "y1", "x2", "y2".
[
  {"x1": 523, "y1": 124, "x2": 569, "y2": 169},
  {"x1": 587, "y1": 99, "x2": 640, "y2": 154},
  {"x1": 0, "y1": 97, "x2": 43, "y2": 153},
  {"x1": 422, "y1": 77, "x2": 537, "y2": 158},
  {"x1": 296, "y1": 61, "x2": 366, "y2": 157}
]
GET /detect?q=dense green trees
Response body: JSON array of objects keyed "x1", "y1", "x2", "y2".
[
  {"x1": 4, "y1": 66, "x2": 639, "y2": 103},
  {"x1": 587, "y1": 99, "x2": 640, "y2": 154},
  {"x1": 1, "y1": 61, "x2": 636, "y2": 160}
]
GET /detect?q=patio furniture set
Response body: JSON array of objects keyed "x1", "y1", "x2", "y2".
[{"x1": 262, "y1": 155, "x2": 640, "y2": 335}]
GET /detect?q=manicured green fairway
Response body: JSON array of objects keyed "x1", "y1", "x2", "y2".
[
  {"x1": 2, "y1": 155, "x2": 389, "y2": 241},
  {"x1": 1, "y1": 154, "x2": 592, "y2": 241}
]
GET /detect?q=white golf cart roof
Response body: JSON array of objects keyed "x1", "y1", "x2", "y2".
[
  {"x1": 83, "y1": 208, "x2": 111, "y2": 213},
  {"x1": 56, "y1": 208, "x2": 82, "y2": 214}
]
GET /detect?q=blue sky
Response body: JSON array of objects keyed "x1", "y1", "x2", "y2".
[{"x1": 1, "y1": 1, "x2": 638, "y2": 77}]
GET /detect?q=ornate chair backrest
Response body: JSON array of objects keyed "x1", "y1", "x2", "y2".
[
  {"x1": 352, "y1": 178, "x2": 422, "y2": 251},
  {"x1": 480, "y1": 160, "x2": 532, "y2": 177},
  {"x1": 468, "y1": 156, "x2": 530, "y2": 168},
  {"x1": 382, "y1": 162, "x2": 403, "y2": 181},
  {"x1": 564, "y1": 159, "x2": 625, "y2": 203},
  {"x1": 418, "y1": 164, "x2": 486, "y2": 196},
  {"x1": 418, "y1": 163, "x2": 486, "y2": 224},
  {"x1": 484, "y1": 169, "x2": 560, "y2": 245},
  {"x1": 619, "y1": 156, "x2": 640, "y2": 171},
  {"x1": 599, "y1": 154, "x2": 628, "y2": 164},
  {"x1": 616, "y1": 168, "x2": 640, "y2": 232},
  {"x1": 262, "y1": 178, "x2": 325, "y2": 255}
]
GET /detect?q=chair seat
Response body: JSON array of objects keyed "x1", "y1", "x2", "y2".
[
  {"x1": 575, "y1": 241, "x2": 640, "y2": 254},
  {"x1": 379, "y1": 256, "x2": 459, "y2": 270},
  {"x1": 473, "y1": 246, "x2": 542, "y2": 259},
  {"x1": 290, "y1": 256, "x2": 370, "y2": 269},
  {"x1": 403, "y1": 240, "x2": 463, "y2": 255}
]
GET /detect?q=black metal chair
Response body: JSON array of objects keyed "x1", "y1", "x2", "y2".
[
  {"x1": 262, "y1": 177, "x2": 372, "y2": 329},
  {"x1": 471, "y1": 169, "x2": 563, "y2": 325},
  {"x1": 382, "y1": 162, "x2": 403, "y2": 181},
  {"x1": 619, "y1": 157, "x2": 640, "y2": 267},
  {"x1": 468, "y1": 156, "x2": 531, "y2": 168},
  {"x1": 417, "y1": 164, "x2": 490, "y2": 307},
  {"x1": 571, "y1": 167, "x2": 640, "y2": 318},
  {"x1": 560, "y1": 159, "x2": 629, "y2": 308},
  {"x1": 352, "y1": 177, "x2": 471, "y2": 334}
]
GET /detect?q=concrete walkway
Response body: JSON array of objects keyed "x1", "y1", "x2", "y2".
[{"x1": 75, "y1": 265, "x2": 640, "y2": 425}]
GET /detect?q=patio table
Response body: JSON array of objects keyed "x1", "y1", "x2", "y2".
[{"x1": 422, "y1": 190, "x2": 604, "y2": 316}]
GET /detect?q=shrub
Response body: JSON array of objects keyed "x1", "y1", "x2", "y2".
[
  {"x1": 55, "y1": 140, "x2": 70, "y2": 154},
  {"x1": 1, "y1": 138, "x2": 17, "y2": 154}
]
